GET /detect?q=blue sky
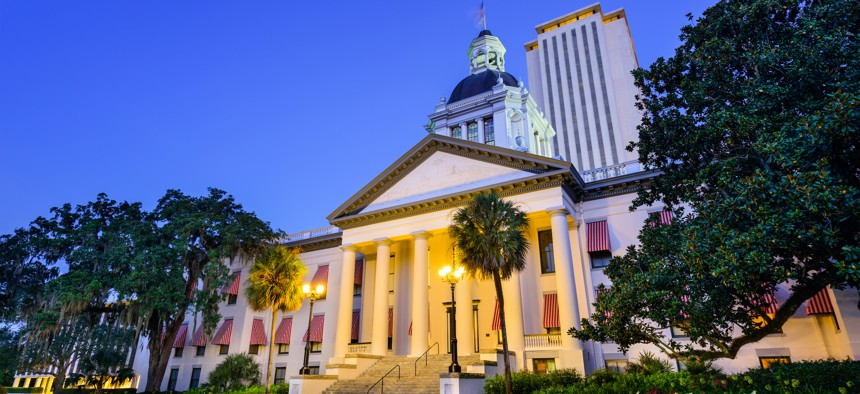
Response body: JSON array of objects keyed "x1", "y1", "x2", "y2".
[{"x1": 0, "y1": 1, "x2": 716, "y2": 235}]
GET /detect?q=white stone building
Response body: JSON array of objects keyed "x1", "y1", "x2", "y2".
[{"x1": 15, "y1": 4, "x2": 856, "y2": 394}]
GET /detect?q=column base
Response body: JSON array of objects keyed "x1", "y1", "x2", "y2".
[
  {"x1": 439, "y1": 373, "x2": 486, "y2": 394},
  {"x1": 288, "y1": 375, "x2": 337, "y2": 394}
]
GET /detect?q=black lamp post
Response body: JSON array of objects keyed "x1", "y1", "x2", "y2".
[
  {"x1": 439, "y1": 264, "x2": 465, "y2": 373},
  {"x1": 300, "y1": 283, "x2": 324, "y2": 375}
]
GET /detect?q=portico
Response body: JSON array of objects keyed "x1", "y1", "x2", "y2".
[{"x1": 325, "y1": 134, "x2": 588, "y2": 372}]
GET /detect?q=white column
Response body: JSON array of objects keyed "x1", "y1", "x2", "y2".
[
  {"x1": 501, "y1": 271, "x2": 526, "y2": 371},
  {"x1": 455, "y1": 278, "x2": 474, "y2": 356},
  {"x1": 459, "y1": 122, "x2": 467, "y2": 139},
  {"x1": 548, "y1": 208, "x2": 585, "y2": 372},
  {"x1": 333, "y1": 245, "x2": 357, "y2": 359},
  {"x1": 410, "y1": 231, "x2": 431, "y2": 356},
  {"x1": 477, "y1": 118, "x2": 485, "y2": 143},
  {"x1": 371, "y1": 238, "x2": 393, "y2": 356}
]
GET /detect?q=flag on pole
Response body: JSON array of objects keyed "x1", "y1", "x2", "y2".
[{"x1": 475, "y1": 1, "x2": 486, "y2": 30}]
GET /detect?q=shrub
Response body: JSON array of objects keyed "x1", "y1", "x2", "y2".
[
  {"x1": 732, "y1": 359, "x2": 859, "y2": 393},
  {"x1": 625, "y1": 351, "x2": 672, "y2": 375},
  {"x1": 485, "y1": 369, "x2": 581, "y2": 394},
  {"x1": 57, "y1": 389, "x2": 137, "y2": 394},
  {"x1": 271, "y1": 384, "x2": 290, "y2": 394},
  {"x1": 0, "y1": 386, "x2": 7, "y2": 394},
  {"x1": 207, "y1": 354, "x2": 261, "y2": 392},
  {"x1": 6, "y1": 388, "x2": 43, "y2": 393}
]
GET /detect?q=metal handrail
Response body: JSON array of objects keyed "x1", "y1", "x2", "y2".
[
  {"x1": 414, "y1": 342, "x2": 440, "y2": 376},
  {"x1": 367, "y1": 364, "x2": 400, "y2": 393}
]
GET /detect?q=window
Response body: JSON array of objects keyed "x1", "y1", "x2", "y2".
[
  {"x1": 388, "y1": 257, "x2": 395, "y2": 293},
  {"x1": 219, "y1": 344, "x2": 229, "y2": 355},
  {"x1": 278, "y1": 344, "x2": 289, "y2": 354},
  {"x1": 467, "y1": 122, "x2": 478, "y2": 142},
  {"x1": 605, "y1": 359, "x2": 627, "y2": 373},
  {"x1": 227, "y1": 293, "x2": 238, "y2": 305},
  {"x1": 670, "y1": 325, "x2": 688, "y2": 338},
  {"x1": 353, "y1": 284, "x2": 362, "y2": 296},
  {"x1": 388, "y1": 337, "x2": 393, "y2": 350},
  {"x1": 174, "y1": 347, "x2": 183, "y2": 358},
  {"x1": 590, "y1": 251, "x2": 612, "y2": 269},
  {"x1": 760, "y1": 356, "x2": 791, "y2": 368},
  {"x1": 249, "y1": 344, "x2": 259, "y2": 355},
  {"x1": 273, "y1": 367, "x2": 286, "y2": 385},
  {"x1": 533, "y1": 358, "x2": 556, "y2": 375},
  {"x1": 538, "y1": 229, "x2": 555, "y2": 274},
  {"x1": 497, "y1": 330, "x2": 503, "y2": 345},
  {"x1": 189, "y1": 368, "x2": 201, "y2": 389},
  {"x1": 546, "y1": 327, "x2": 561, "y2": 335},
  {"x1": 167, "y1": 368, "x2": 179, "y2": 391},
  {"x1": 484, "y1": 118, "x2": 495, "y2": 145},
  {"x1": 307, "y1": 365, "x2": 320, "y2": 375},
  {"x1": 196, "y1": 346, "x2": 205, "y2": 357},
  {"x1": 310, "y1": 342, "x2": 322, "y2": 353},
  {"x1": 451, "y1": 126, "x2": 462, "y2": 139}
]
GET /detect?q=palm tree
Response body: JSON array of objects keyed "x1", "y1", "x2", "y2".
[
  {"x1": 449, "y1": 191, "x2": 529, "y2": 394},
  {"x1": 245, "y1": 245, "x2": 307, "y2": 394}
]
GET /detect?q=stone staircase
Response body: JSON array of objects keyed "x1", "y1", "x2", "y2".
[{"x1": 324, "y1": 353, "x2": 481, "y2": 394}]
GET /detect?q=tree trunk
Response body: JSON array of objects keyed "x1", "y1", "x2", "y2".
[
  {"x1": 493, "y1": 271, "x2": 512, "y2": 394},
  {"x1": 52, "y1": 361, "x2": 67, "y2": 393},
  {"x1": 144, "y1": 314, "x2": 185, "y2": 392},
  {"x1": 266, "y1": 309, "x2": 278, "y2": 394}
]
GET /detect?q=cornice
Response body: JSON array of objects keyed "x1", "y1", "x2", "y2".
[
  {"x1": 284, "y1": 233, "x2": 343, "y2": 253},
  {"x1": 327, "y1": 134, "x2": 577, "y2": 222}
]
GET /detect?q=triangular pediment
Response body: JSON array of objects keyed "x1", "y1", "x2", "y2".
[{"x1": 327, "y1": 134, "x2": 581, "y2": 227}]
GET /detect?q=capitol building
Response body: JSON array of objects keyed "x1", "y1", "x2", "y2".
[{"x1": 15, "y1": 3, "x2": 857, "y2": 394}]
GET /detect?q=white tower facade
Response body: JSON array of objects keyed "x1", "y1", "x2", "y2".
[
  {"x1": 526, "y1": 4, "x2": 641, "y2": 174},
  {"x1": 429, "y1": 31, "x2": 557, "y2": 158}
]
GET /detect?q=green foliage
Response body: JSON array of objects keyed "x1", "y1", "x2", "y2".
[
  {"x1": 0, "y1": 327, "x2": 19, "y2": 386},
  {"x1": 56, "y1": 389, "x2": 136, "y2": 394},
  {"x1": 0, "y1": 228, "x2": 58, "y2": 323},
  {"x1": 206, "y1": 354, "x2": 261, "y2": 392},
  {"x1": 450, "y1": 191, "x2": 530, "y2": 394},
  {"x1": 734, "y1": 359, "x2": 859, "y2": 393},
  {"x1": 5, "y1": 388, "x2": 43, "y2": 393},
  {"x1": 532, "y1": 360, "x2": 860, "y2": 393},
  {"x1": 573, "y1": 0, "x2": 860, "y2": 361},
  {"x1": 0, "y1": 385, "x2": 6, "y2": 394},
  {"x1": 484, "y1": 370, "x2": 581, "y2": 394},
  {"x1": 185, "y1": 386, "x2": 267, "y2": 394},
  {"x1": 625, "y1": 351, "x2": 672, "y2": 375}
]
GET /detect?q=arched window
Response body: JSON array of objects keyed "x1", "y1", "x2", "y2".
[{"x1": 451, "y1": 126, "x2": 462, "y2": 139}]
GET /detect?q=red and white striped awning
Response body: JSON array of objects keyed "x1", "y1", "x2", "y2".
[
  {"x1": 274, "y1": 317, "x2": 292, "y2": 344},
  {"x1": 492, "y1": 299, "x2": 501, "y2": 331},
  {"x1": 587, "y1": 221, "x2": 611, "y2": 253},
  {"x1": 173, "y1": 324, "x2": 188, "y2": 348},
  {"x1": 312, "y1": 265, "x2": 329, "y2": 289},
  {"x1": 351, "y1": 311, "x2": 360, "y2": 341},
  {"x1": 806, "y1": 288, "x2": 834, "y2": 315},
  {"x1": 224, "y1": 273, "x2": 241, "y2": 295},
  {"x1": 190, "y1": 325, "x2": 208, "y2": 347},
  {"x1": 750, "y1": 290, "x2": 778, "y2": 315},
  {"x1": 211, "y1": 319, "x2": 233, "y2": 345},
  {"x1": 679, "y1": 294, "x2": 691, "y2": 319},
  {"x1": 388, "y1": 307, "x2": 393, "y2": 337},
  {"x1": 543, "y1": 294, "x2": 559, "y2": 328},
  {"x1": 303, "y1": 315, "x2": 325, "y2": 343},
  {"x1": 658, "y1": 211, "x2": 673, "y2": 225},
  {"x1": 354, "y1": 260, "x2": 364, "y2": 286},
  {"x1": 250, "y1": 319, "x2": 267, "y2": 346}
]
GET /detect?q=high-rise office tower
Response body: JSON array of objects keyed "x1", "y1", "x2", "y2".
[{"x1": 526, "y1": 4, "x2": 641, "y2": 174}]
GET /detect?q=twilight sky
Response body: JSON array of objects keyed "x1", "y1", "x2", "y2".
[{"x1": 0, "y1": 1, "x2": 716, "y2": 235}]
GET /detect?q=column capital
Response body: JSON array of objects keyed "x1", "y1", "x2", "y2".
[
  {"x1": 373, "y1": 238, "x2": 393, "y2": 246},
  {"x1": 340, "y1": 244, "x2": 357, "y2": 252},
  {"x1": 546, "y1": 207, "x2": 569, "y2": 217},
  {"x1": 410, "y1": 231, "x2": 432, "y2": 240}
]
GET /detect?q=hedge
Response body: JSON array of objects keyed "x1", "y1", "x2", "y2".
[
  {"x1": 58, "y1": 389, "x2": 137, "y2": 394},
  {"x1": 5, "y1": 388, "x2": 44, "y2": 393},
  {"x1": 484, "y1": 359, "x2": 860, "y2": 394}
]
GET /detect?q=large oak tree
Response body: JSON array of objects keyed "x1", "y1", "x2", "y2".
[{"x1": 572, "y1": 0, "x2": 859, "y2": 361}]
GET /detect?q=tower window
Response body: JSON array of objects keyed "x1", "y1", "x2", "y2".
[
  {"x1": 451, "y1": 126, "x2": 462, "y2": 139},
  {"x1": 467, "y1": 122, "x2": 478, "y2": 142},
  {"x1": 484, "y1": 118, "x2": 495, "y2": 145}
]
